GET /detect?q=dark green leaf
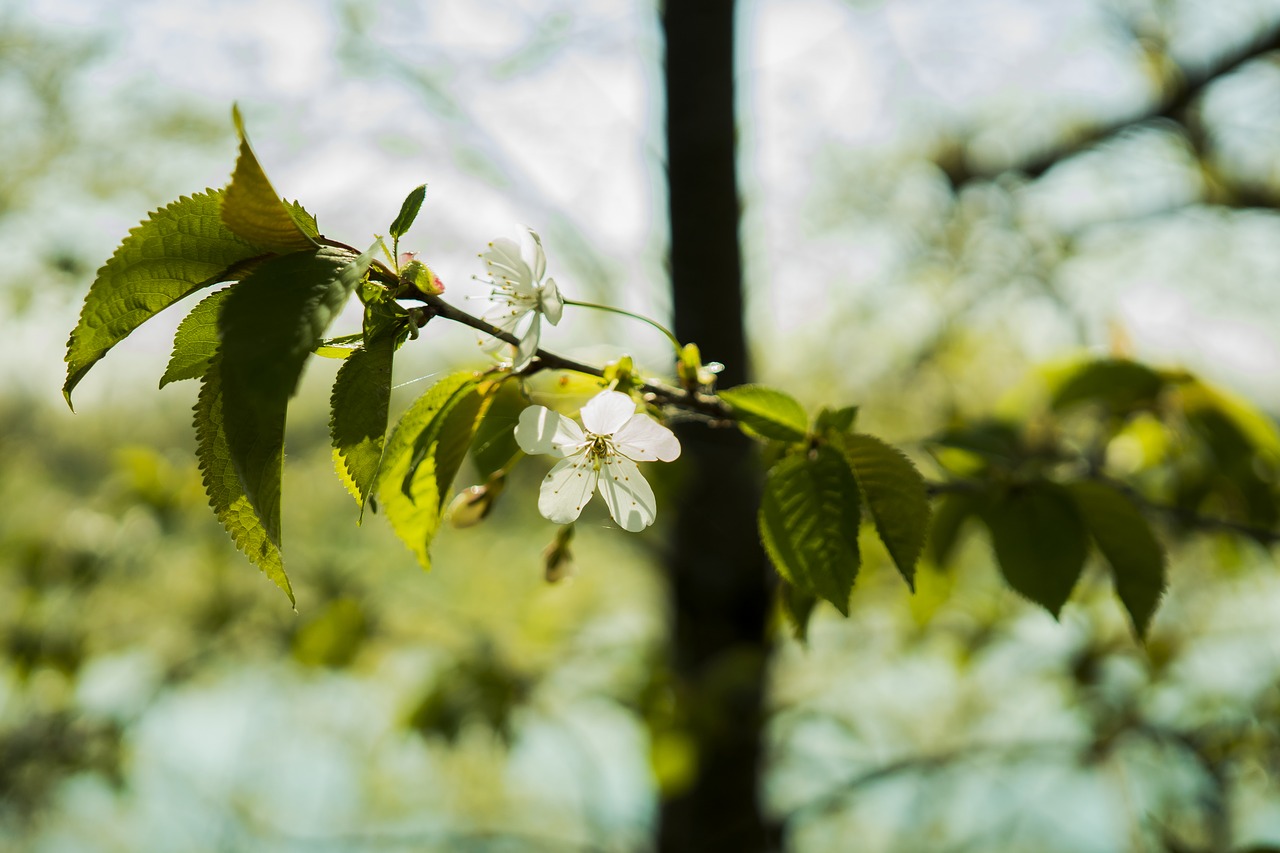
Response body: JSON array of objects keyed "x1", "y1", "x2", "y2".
[
  {"x1": 928, "y1": 491, "x2": 980, "y2": 567},
  {"x1": 720, "y1": 385, "x2": 809, "y2": 442},
  {"x1": 160, "y1": 287, "x2": 231, "y2": 387},
  {"x1": 218, "y1": 246, "x2": 372, "y2": 537},
  {"x1": 221, "y1": 106, "x2": 316, "y2": 252},
  {"x1": 389, "y1": 184, "x2": 427, "y2": 239},
  {"x1": 330, "y1": 334, "x2": 396, "y2": 519},
  {"x1": 378, "y1": 372, "x2": 484, "y2": 570},
  {"x1": 64, "y1": 189, "x2": 262, "y2": 407},
  {"x1": 931, "y1": 420, "x2": 1023, "y2": 462},
  {"x1": 194, "y1": 362, "x2": 293, "y2": 604},
  {"x1": 1052, "y1": 358, "x2": 1165, "y2": 414},
  {"x1": 778, "y1": 580, "x2": 818, "y2": 643},
  {"x1": 758, "y1": 446, "x2": 862, "y2": 615},
  {"x1": 469, "y1": 380, "x2": 527, "y2": 478},
  {"x1": 1066, "y1": 480, "x2": 1166, "y2": 637},
  {"x1": 981, "y1": 481, "x2": 1089, "y2": 617},
  {"x1": 838, "y1": 433, "x2": 930, "y2": 591}
]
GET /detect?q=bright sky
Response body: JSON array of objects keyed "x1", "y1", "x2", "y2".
[{"x1": 7, "y1": 0, "x2": 1280, "y2": 407}]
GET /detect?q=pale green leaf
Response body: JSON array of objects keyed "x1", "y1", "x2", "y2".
[
  {"x1": 981, "y1": 481, "x2": 1088, "y2": 617},
  {"x1": 161, "y1": 287, "x2": 231, "y2": 387},
  {"x1": 815, "y1": 405, "x2": 859, "y2": 435},
  {"x1": 194, "y1": 361, "x2": 293, "y2": 604},
  {"x1": 330, "y1": 334, "x2": 396, "y2": 518},
  {"x1": 720, "y1": 384, "x2": 809, "y2": 443},
  {"x1": 221, "y1": 106, "x2": 316, "y2": 252},
  {"x1": 838, "y1": 433, "x2": 931, "y2": 591},
  {"x1": 1066, "y1": 480, "x2": 1166, "y2": 637},
  {"x1": 64, "y1": 189, "x2": 262, "y2": 407},
  {"x1": 218, "y1": 246, "x2": 371, "y2": 538},
  {"x1": 758, "y1": 446, "x2": 862, "y2": 615},
  {"x1": 378, "y1": 372, "x2": 483, "y2": 570},
  {"x1": 390, "y1": 184, "x2": 427, "y2": 239}
]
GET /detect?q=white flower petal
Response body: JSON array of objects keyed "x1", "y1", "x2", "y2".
[
  {"x1": 482, "y1": 237, "x2": 529, "y2": 285},
  {"x1": 538, "y1": 454, "x2": 598, "y2": 524},
  {"x1": 479, "y1": 306, "x2": 529, "y2": 355},
  {"x1": 612, "y1": 415, "x2": 681, "y2": 462},
  {"x1": 515, "y1": 405, "x2": 586, "y2": 457},
  {"x1": 580, "y1": 390, "x2": 637, "y2": 436},
  {"x1": 596, "y1": 454, "x2": 656, "y2": 532},
  {"x1": 513, "y1": 312, "x2": 541, "y2": 371},
  {"x1": 520, "y1": 226, "x2": 547, "y2": 281},
  {"x1": 540, "y1": 277, "x2": 564, "y2": 325}
]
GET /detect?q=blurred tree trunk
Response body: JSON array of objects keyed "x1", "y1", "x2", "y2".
[{"x1": 659, "y1": 1, "x2": 776, "y2": 849}]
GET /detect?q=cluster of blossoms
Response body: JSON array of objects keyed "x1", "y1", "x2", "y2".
[{"x1": 472, "y1": 227, "x2": 681, "y2": 532}]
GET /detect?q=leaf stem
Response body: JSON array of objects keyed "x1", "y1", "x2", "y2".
[{"x1": 562, "y1": 298, "x2": 682, "y2": 352}]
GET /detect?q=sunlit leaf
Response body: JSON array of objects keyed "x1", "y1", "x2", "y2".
[
  {"x1": 221, "y1": 105, "x2": 316, "y2": 252},
  {"x1": 160, "y1": 287, "x2": 231, "y2": 387},
  {"x1": 758, "y1": 446, "x2": 862, "y2": 615},
  {"x1": 981, "y1": 481, "x2": 1088, "y2": 618},
  {"x1": 720, "y1": 384, "x2": 809, "y2": 443},
  {"x1": 838, "y1": 433, "x2": 930, "y2": 591},
  {"x1": 330, "y1": 334, "x2": 396, "y2": 519},
  {"x1": 194, "y1": 362, "x2": 293, "y2": 604},
  {"x1": 64, "y1": 190, "x2": 262, "y2": 407},
  {"x1": 389, "y1": 183, "x2": 427, "y2": 239},
  {"x1": 378, "y1": 372, "x2": 484, "y2": 570},
  {"x1": 1066, "y1": 480, "x2": 1166, "y2": 637}
]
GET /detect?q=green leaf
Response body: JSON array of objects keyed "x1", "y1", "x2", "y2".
[
  {"x1": 64, "y1": 189, "x2": 263, "y2": 407},
  {"x1": 720, "y1": 384, "x2": 809, "y2": 443},
  {"x1": 837, "y1": 433, "x2": 930, "y2": 591},
  {"x1": 221, "y1": 106, "x2": 316, "y2": 253},
  {"x1": 1066, "y1": 480, "x2": 1166, "y2": 637},
  {"x1": 1052, "y1": 358, "x2": 1165, "y2": 414},
  {"x1": 160, "y1": 287, "x2": 232, "y2": 387},
  {"x1": 815, "y1": 405, "x2": 859, "y2": 435},
  {"x1": 778, "y1": 580, "x2": 818, "y2": 643},
  {"x1": 378, "y1": 372, "x2": 484, "y2": 570},
  {"x1": 330, "y1": 334, "x2": 396, "y2": 519},
  {"x1": 928, "y1": 491, "x2": 980, "y2": 567},
  {"x1": 469, "y1": 379, "x2": 527, "y2": 478},
  {"x1": 285, "y1": 199, "x2": 320, "y2": 240},
  {"x1": 980, "y1": 481, "x2": 1088, "y2": 618},
  {"x1": 218, "y1": 246, "x2": 372, "y2": 538},
  {"x1": 758, "y1": 446, "x2": 862, "y2": 615},
  {"x1": 389, "y1": 184, "x2": 427, "y2": 239},
  {"x1": 404, "y1": 381, "x2": 486, "y2": 511},
  {"x1": 313, "y1": 333, "x2": 365, "y2": 359},
  {"x1": 194, "y1": 362, "x2": 294, "y2": 604}
]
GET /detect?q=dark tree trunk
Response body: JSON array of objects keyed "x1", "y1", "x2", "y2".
[{"x1": 659, "y1": 1, "x2": 776, "y2": 850}]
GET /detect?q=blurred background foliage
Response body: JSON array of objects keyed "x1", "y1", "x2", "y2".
[{"x1": 5, "y1": 0, "x2": 1280, "y2": 850}]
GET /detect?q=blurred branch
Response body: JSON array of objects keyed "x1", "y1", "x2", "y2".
[{"x1": 944, "y1": 19, "x2": 1280, "y2": 187}]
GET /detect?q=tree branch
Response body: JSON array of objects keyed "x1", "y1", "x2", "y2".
[{"x1": 945, "y1": 19, "x2": 1280, "y2": 186}]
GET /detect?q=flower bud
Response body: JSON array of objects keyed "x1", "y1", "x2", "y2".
[
  {"x1": 447, "y1": 475, "x2": 506, "y2": 528},
  {"x1": 542, "y1": 524, "x2": 575, "y2": 583}
]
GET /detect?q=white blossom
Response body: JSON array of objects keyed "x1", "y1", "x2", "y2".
[
  {"x1": 514, "y1": 390, "x2": 681, "y2": 532},
  {"x1": 478, "y1": 226, "x2": 564, "y2": 371}
]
